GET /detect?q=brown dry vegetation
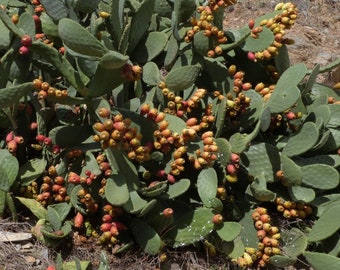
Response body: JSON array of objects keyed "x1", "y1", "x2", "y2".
[{"x1": 1, "y1": 1, "x2": 339, "y2": 269}]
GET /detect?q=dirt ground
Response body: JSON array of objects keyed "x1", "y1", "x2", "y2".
[{"x1": 0, "y1": 1, "x2": 339, "y2": 270}]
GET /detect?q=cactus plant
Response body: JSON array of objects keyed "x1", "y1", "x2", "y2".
[{"x1": 0, "y1": 0, "x2": 339, "y2": 268}]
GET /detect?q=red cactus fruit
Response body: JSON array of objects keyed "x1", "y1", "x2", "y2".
[{"x1": 21, "y1": 35, "x2": 32, "y2": 47}]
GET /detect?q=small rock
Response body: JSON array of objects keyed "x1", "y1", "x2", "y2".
[
  {"x1": 24, "y1": 255, "x2": 36, "y2": 265},
  {"x1": 22, "y1": 242, "x2": 33, "y2": 249}
]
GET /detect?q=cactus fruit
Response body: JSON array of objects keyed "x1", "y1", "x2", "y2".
[{"x1": 234, "y1": 208, "x2": 282, "y2": 268}]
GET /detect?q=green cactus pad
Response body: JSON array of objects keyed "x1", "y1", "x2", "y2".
[
  {"x1": 164, "y1": 33, "x2": 179, "y2": 68},
  {"x1": 294, "y1": 154, "x2": 340, "y2": 168},
  {"x1": 127, "y1": 0, "x2": 156, "y2": 54},
  {"x1": 0, "y1": 8, "x2": 25, "y2": 37},
  {"x1": 193, "y1": 31, "x2": 212, "y2": 57},
  {"x1": 305, "y1": 104, "x2": 331, "y2": 127},
  {"x1": 30, "y1": 42, "x2": 88, "y2": 97},
  {"x1": 301, "y1": 164, "x2": 339, "y2": 190},
  {"x1": 18, "y1": 158, "x2": 47, "y2": 186},
  {"x1": 89, "y1": 65, "x2": 125, "y2": 97},
  {"x1": 99, "y1": 51, "x2": 129, "y2": 69},
  {"x1": 164, "y1": 208, "x2": 214, "y2": 248},
  {"x1": 160, "y1": 178, "x2": 190, "y2": 199},
  {"x1": 289, "y1": 185, "x2": 315, "y2": 203},
  {"x1": 230, "y1": 119, "x2": 262, "y2": 154},
  {"x1": 311, "y1": 84, "x2": 340, "y2": 102},
  {"x1": 281, "y1": 227, "x2": 308, "y2": 258},
  {"x1": 142, "y1": 62, "x2": 161, "y2": 86},
  {"x1": 106, "y1": 149, "x2": 140, "y2": 188},
  {"x1": 0, "y1": 82, "x2": 34, "y2": 109},
  {"x1": 154, "y1": 0, "x2": 172, "y2": 17},
  {"x1": 164, "y1": 65, "x2": 201, "y2": 92},
  {"x1": 47, "y1": 206, "x2": 62, "y2": 231},
  {"x1": 242, "y1": 91, "x2": 266, "y2": 128},
  {"x1": 164, "y1": 113, "x2": 186, "y2": 134},
  {"x1": 17, "y1": 12, "x2": 35, "y2": 39},
  {"x1": 304, "y1": 252, "x2": 340, "y2": 270},
  {"x1": 197, "y1": 168, "x2": 218, "y2": 207},
  {"x1": 0, "y1": 20, "x2": 10, "y2": 49},
  {"x1": 241, "y1": 142, "x2": 280, "y2": 183},
  {"x1": 312, "y1": 194, "x2": 340, "y2": 217},
  {"x1": 270, "y1": 255, "x2": 297, "y2": 267},
  {"x1": 0, "y1": 150, "x2": 19, "y2": 192},
  {"x1": 58, "y1": 18, "x2": 108, "y2": 57},
  {"x1": 214, "y1": 97, "x2": 228, "y2": 138},
  {"x1": 215, "y1": 138, "x2": 232, "y2": 167},
  {"x1": 239, "y1": 210, "x2": 259, "y2": 249},
  {"x1": 139, "y1": 181, "x2": 168, "y2": 198},
  {"x1": 139, "y1": 199, "x2": 157, "y2": 216},
  {"x1": 204, "y1": 58, "x2": 233, "y2": 91},
  {"x1": 267, "y1": 63, "x2": 307, "y2": 113},
  {"x1": 204, "y1": 198, "x2": 223, "y2": 212},
  {"x1": 172, "y1": 0, "x2": 196, "y2": 35},
  {"x1": 40, "y1": 12, "x2": 58, "y2": 38},
  {"x1": 41, "y1": 221, "x2": 72, "y2": 240},
  {"x1": 130, "y1": 218, "x2": 162, "y2": 255},
  {"x1": 16, "y1": 197, "x2": 47, "y2": 220},
  {"x1": 70, "y1": 185, "x2": 87, "y2": 215},
  {"x1": 282, "y1": 122, "x2": 319, "y2": 157},
  {"x1": 216, "y1": 222, "x2": 241, "y2": 242},
  {"x1": 308, "y1": 203, "x2": 340, "y2": 242},
  {"x1": 280, "y1": 154, "x2": 302, "y2": 186},
  {"x1": 302, "y1": 64, "x2": 320, "y2": 95},
  {"x1": 108, "y1": 0, "x2": 125, "y2": 44},
  {"x1": 80, "y1": 151, "x2": 101, "y2": 177},
  {"x1": 250, "y1": 176, "x2": 276, "y2": 201},
  {"x1": 133, "y1": 31, "x2": 168, "y2": 63},
  {"x1": 105, "y1": 175, "x2": 129, "y2": 206},
  {"x1": 242, "y1": 26, "x2": 274, "y2": 52},
  {"x1": 122, "y1": 190, "x2": 148, "y2": 214},
  {"x1": 40, "y1": 0, "x2": 68, "y2": 21},
  {"x1": 327, "y1": 104, "x2": 340, "y2": 127},
  {"x1": 73, "y1": 0, "x2": 100, "y2": 13},
  {"x1": 220, "y1": 236, "x2": 245, "y2": 258},
  {"x1": 49, "y1": 125, "x2": 93, "y2": 147}
]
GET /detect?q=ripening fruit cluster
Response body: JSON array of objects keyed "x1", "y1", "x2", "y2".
[
  {"x1": 97, "y1": 205, "x2": 126, "y2": 246},
  {"x1": 192, "y1": 131, "x2": 218, "y2": 170},
  {"x1": 32, "y1": 78, "x2": 68, "y2": 100},
  {"x1": 225, "y1": 152, "x2": 240, "y2": 183},
  {"x1": 18, "y1": 181, "x2": 39, "y2": 199},
  {"x1": 141, "y1": 103, "x2": 218, "y2": 177},
  {"x1": 185, "y1": 2, "x2": 230, "y2": 57},
  {"x1": 121, "y1": 63, "x2": 142, "y2": 81},
  {"x1": 159, "y1": 82, "x2": 212, "y2": 120},
  {"x1": 35, "y1": 166, "x2": 70, "y2": 206},
  {"x1": 76, "y1": 188, "x2": 99, "y2": 214},
  {"x1": 213, "y1": 67, "x2": 251, "y2": 118},
  {"x1": 275, "y1": 197, "x2": 313, "y2": 219},
  {"x1": 254, "y1": 81, "x2": 276, "y2": 101},
  {"x1": 32, "y1": 134, "x2": 61, "y2": 154},
  {"x1": 93, "y1": 111, "x2": 151, "y2": 163},
  {"x1": 5, "y1": 131, "x2": 24, "y2": 155},
  {"x1": 234, "y1": 207, "x2": 281, "y2": 268},
  {"x1": 249, "y1": 2, "x2": 298, "y2": 62},
  {"x1": 140, "y1": 104, "x2": 185, "y2": 154},
  {"x1": 18, "y1": 34, "x2": 32, "y2": 55}
]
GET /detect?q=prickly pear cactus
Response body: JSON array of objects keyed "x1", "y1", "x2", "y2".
[{"x1": 0, "y1": 0, "x2": 339, "y2": 268}]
